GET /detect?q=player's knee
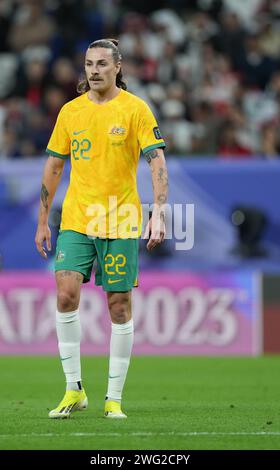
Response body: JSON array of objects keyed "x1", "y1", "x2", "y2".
[
  {"x1": 57, "y1": 290, "x2": 79, "y2": 312},
  {"x1": 109, "y1": 299, "x2": 130, "y2": 324}
]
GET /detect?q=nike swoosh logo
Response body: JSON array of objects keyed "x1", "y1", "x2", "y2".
[
  {"x1": 60, "y1": 356, "x2": 72, "y2": 361},
  {"x1": 108, "y1": 279, "x2": 123, "y2": 284},
  {"x1": 109, "y1": 375, "x2": 120, "y2": 379},
  {"x1": 73, "y1": 129, "x2": 88, "y2": 135}
]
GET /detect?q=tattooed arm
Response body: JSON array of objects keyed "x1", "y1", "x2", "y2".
[
  {"x1": 143, "y1": 147, "x2": 168, "y2": 251},
  {"x1": 35, "y1": 156, "x2": 65, "y2": 258}
]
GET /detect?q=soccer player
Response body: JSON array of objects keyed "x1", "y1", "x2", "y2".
[{"x1": 35, "y1": 39, "x2": 168, "y2": 419}]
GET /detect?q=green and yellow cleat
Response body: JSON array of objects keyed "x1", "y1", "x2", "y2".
[
  {"x1": 48, "y1": 389, "x2": 88, "y2": 419},
  {"x1": 104, "y1": 400, "x2": 127, "y2": 419}
]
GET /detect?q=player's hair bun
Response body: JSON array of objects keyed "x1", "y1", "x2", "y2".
[{"x1": 106, "y1": 38, "x2": 119, "y2": 47}]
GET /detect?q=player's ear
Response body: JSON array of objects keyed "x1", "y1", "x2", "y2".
[{"x1": 115, "y1": 62, "x2": 121, "y2": 75}]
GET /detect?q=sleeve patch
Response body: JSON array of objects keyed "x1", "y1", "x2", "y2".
[{"x1": 153, "y1": 127, "x2": 162, "y2": 140}]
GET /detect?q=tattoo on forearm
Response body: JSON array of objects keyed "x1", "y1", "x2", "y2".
[
  {"x1": 156, "y1": 166, "x2": 168, "y2": 205},
  {"x1": 158, "y1": 167, "x2": 164, "y2": 180},
  {"x1": 157, "y1": 193, "x2": 167, "y2": 205},
  {"x1": 158, "y1": 167, "x2": 168, "y2": 184},
  {"x1": 144, "y1": 149, "x2": 160, "y2": 164},
  {"x1": 146, "y1": 151, "x2": 168, "y2": 206},
  {"x1": 41, "y1": 184, "x2": 49, "y2": 211}
]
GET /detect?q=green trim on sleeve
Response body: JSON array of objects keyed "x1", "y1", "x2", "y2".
[
  {"x1": 46, "y1": 148, "x2": 70, "y2": 159},
  {"x1": 142, "y1": 143, "x2": 166, "y2": 154}
]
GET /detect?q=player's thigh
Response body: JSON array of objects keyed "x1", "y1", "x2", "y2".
[{"x1": 55, "y1": 270, "x2": 84, "y2": 296}]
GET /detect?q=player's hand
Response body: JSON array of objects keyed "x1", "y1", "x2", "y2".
[
  {"x1": 35, "y1": 224, "x2": 52, "y2": 259},
  {"x1": 144, "y1": 212, "x2": 165, "y2": 251}
]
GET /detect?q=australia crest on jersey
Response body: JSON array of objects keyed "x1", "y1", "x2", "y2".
[{"x1": 109, "y1": 126, "x2": 126, "y2": 136}]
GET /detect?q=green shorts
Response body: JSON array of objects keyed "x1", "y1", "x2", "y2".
[{"x1": 54, "y1": 230, "x2": 139, "y2": 292}]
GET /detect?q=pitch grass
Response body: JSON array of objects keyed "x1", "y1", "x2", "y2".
[{"x1": 0, "y1": 356, "x2": 280, "y2": 450}]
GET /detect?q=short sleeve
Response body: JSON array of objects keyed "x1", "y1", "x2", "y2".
[
  {"x1": 137, "y1": 101, "x2": 165, "y2": 154},
  {"x1": 46, "y1": 106, "x2": 70, "y2": 159}
]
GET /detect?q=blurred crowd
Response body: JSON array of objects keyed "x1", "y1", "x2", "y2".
[{"x1": 1, "y1": 0, "x2": 280, "y2": 159}]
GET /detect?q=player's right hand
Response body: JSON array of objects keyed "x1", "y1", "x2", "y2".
[{"x1": 35, "y1": 224, "x2": 52, "y2": 259}]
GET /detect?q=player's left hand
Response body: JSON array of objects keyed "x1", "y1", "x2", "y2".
[
  {"x1": 35, "y1": 223, "x2": 52, "y2": 259},
  {"x1": 144, "y1": 212, "x2": 165, "y2": 251}
]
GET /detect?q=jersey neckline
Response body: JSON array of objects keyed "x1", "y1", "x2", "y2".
[{"x1": 86, "y1": 88, "x2": 123, "y2": 106}]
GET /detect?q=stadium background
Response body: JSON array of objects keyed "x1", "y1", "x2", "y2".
[{"x1": 1, "y1": 0, "x2": 280, "y2": 451}]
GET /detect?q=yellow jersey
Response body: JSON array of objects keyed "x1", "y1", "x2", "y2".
[{"x1": 46, "y1": 89, "x2": 165, "y2": 238}]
